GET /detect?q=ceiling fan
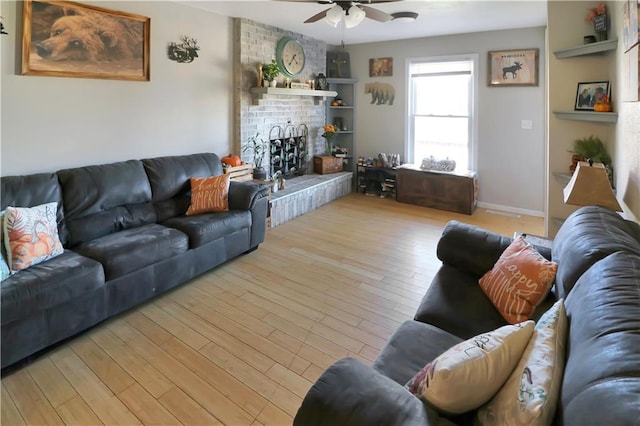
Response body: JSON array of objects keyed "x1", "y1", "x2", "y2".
[{"x1": 276, "y1": 1, "x2": 403, "y2": 28}]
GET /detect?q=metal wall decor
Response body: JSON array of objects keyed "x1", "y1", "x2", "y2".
[{"x1": 167, "y1": 35, "x2": 200, "y2": 63}]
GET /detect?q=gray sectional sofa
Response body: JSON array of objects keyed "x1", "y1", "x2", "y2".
[
  {"x1": 1, "y1": 153, "x2": 268, "y2": 370},
  {"x1": 294, "y1": 206, "x2": 640, "y2": 425}
]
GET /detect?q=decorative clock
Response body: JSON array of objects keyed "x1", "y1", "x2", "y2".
[{"x1": 276, "y1": 36, "x2": 306, "y2": 78}]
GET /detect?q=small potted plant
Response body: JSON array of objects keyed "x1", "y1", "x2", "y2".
[
  {"x1": 262, "y1": 60, "x2": 281, "y2": 88},
  {"x1": 243, "y1": 133, "x2": 268, "y2": 180},
  {"x1": 570, "y1": 135, "x2": 613, "y2": 184}
]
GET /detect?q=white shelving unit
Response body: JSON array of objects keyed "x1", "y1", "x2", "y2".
[{"x1": 326, "y1": 78, "x2": 357, "y2": 176}]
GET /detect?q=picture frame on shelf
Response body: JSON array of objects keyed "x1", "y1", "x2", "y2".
[
  {"x1": 21, "y1": 0, "x2": 150, "y2": 81},
  {"x1": 574, "y1": 81, "x2": 610, "y2": 111},
  {"x1": 488, "y1": 48, "x2": 538, "y2": 86}
]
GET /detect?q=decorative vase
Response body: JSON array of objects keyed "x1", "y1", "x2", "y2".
[
  {"x1": 269, "y1": 80, "x2": 277, "y2": 88},
  {"x1": 593, "y1": 14, "x2": 608, "y2": 41},
  {"x1": 253, "y1": 167, "x2": 266, "y2": 180}
]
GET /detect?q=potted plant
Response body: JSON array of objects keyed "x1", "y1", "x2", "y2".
[
  {"x1": 243, "y1": 133, "x2": 268, "y2": 180},
  {"x1": 570, "y1": 135, "x2": 613, "y2": 184},
  {"x1": 262, "y1": 60, "x2": 281, "y2": 88}
]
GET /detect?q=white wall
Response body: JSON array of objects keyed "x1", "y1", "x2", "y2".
[
  {"x1": 1, "y1": 1, "x2": 233, "y2": 176},
  {"x1": 345, "y1": 27, "x2": 546, "y2": 216}
]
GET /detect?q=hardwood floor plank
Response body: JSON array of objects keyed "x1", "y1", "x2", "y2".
[
  {"x1": 26, "y1": 356, "x2": 77, "y2": 408},
  {"x1": 48, "y1": 348, "x2": 141, "y2": 425},
  {"x1": 161, "y1": 337, "x2": 269, "y2": 418},
  {"x1": 118, "y1": 383, "x2": 181, "y2": 426},
  {"x1": 56, "y1": 395, "x2": 103, "y2": 426},
  {"x1": 1, "y1": 382, "x2": 27, "y2": 426},
  {"x1": 139, "y1": 303, "x2": 210, "y2": 351},
  {"x1": 89, "y1": 327, "x2": 174, "y2": 399},
  {"x1": 7, "y1": 194, "x2": 543, "y2": 425},
  {"x1": 157, "y1": 387, "x2": 222, "y2": 426},
  {"x1": 70, "y1": 336, "x2": 136, "y2": 396},
  {"x1": 107, "y1": 320, "x2": 254, "y2": 425}
]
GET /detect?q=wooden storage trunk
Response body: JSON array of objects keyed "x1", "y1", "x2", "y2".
[{"x1": 313, "y1": 156, "x2": 343, "y2": 174}]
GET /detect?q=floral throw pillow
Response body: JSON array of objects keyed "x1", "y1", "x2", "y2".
[
  {"x1": 406, "y1": 321, "x2": 535, "y2": 415},
  {"x1": 476, "y1": 299, "x2": 567, "y2": 425},
  {"x1": 4, "y1": 202, "x2": 64, "y2": 272},
  {"x1": 479, "y1": 236, "x2": 557, "y2": 324},
  {"x1": 186, "y1": 174, "x2": 231, "y2": 215}
]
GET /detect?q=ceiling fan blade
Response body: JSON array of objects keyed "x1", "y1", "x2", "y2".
[
  {"x1": 354, "y1": 0, "x2": 402, "y2": 3},
  {"x1": 360, "y1": 5, "x2": 392, "y2": 22},
  {"x1": 305, "y1": 7, "x2": 331, "y2": 23}
]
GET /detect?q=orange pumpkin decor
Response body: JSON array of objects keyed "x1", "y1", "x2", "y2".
[
  {"x1": 594, "y1": 95, "x2": 613, "y2": 112},
  {"x1": 221, "y1": 154, "x2": 242, "y2": 167}
]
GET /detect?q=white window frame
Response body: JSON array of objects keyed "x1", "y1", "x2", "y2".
[{"x1": 404, "y1": 54, "x2": 479, "y2": 171}]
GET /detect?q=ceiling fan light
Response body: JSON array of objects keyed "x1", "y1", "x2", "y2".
[
  {"x1": 391, "y1": 11, "x2": 419, "y2": 22},
  {"x1": 345, "y1": 5, "x2": 365, "y2": 28},
  {"x1": 325, "y1": 5, "x2": 343, "y2": 26}
]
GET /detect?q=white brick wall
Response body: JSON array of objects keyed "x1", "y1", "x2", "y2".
[{"x1": 233, "y1": 19, "x2": 328, "y2": 178}]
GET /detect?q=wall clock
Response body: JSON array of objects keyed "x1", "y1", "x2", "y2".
[{"x1": 276, "y1": 36, "x2": 305, "y2": 78}]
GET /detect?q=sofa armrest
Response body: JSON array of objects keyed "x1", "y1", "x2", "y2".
[
  {"x1": 228, "y1": 181, "x2": 268, "y2": 211},
  {"x1": 436, "y1": 220, "x2": 513, "y2": 278},
  {"x1": 294, "y1": 357, "x2": 448, "y2": 426}
]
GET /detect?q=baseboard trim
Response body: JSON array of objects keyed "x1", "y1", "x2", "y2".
[{"x1": 477, "y1": 202, "x2": 544, "y2": 218}]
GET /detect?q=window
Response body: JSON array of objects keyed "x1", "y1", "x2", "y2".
[{"x1": 407, "y1": 57, "x2": 477, "y2": 172}]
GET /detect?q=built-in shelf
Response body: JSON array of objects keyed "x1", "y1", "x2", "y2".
[
  {"x1": 249, "y1": 87, "x2": 337, "y2": 105},
  {"x1": 553, "y1": 39, "x2": 618, "y2": 59},
  {"x1": 553, "y1": 110, "x2": 618, "y2": 123},
  {"x1": 329, "y1": 106, "x2": 354, "y2": 109},
  {"x1": 336, "y1": 130, "x2": 353, "y2": 134}
]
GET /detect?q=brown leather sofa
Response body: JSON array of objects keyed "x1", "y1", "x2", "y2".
[{"x1": 294, "y1": 206, "x2": 640, "y2": 425}]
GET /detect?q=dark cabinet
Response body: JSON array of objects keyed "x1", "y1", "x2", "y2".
[{"x1": 396, "y1": 165, "x2": 478, "y2": 215}]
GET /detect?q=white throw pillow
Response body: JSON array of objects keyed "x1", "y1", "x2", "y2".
[
  {"x1": 476, "y1": 300, "x2": 567, "y2": 426},
  {"x1": 406, "y1": 321, "x2": 535, "y2": 415}
]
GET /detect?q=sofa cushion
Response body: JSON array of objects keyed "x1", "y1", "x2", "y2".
[
  {"x1": 552, "y1": 206, "x2": 640, "y2": 299},
  {"x1": 1, "y1": 250, "x2": 105, "y2": 324},
  {"x1": 73, "y1": 224, "x2": 188, "y2": 281},
  {"x1": 479, "y1": 236, "x2": 557, "y2": 324},
  {"x1": 414, "y1": 265, "x2": 508, "y2": 339},
  {"x1": 57, "y1": 160, "x2": 156, "y2": 246},
  {"x1": 407, "y1": 321, "x2": 534, "y2": 415},
  {"x1": 558, "y1": 252, "x2": 640, "y2": 423},
  {"x1": 372, "y1": 320, "x2": 463, "y2": 385},
  {"x1": 477, "y1": 299, "x2": 567, "y2": 425},
  {"x1": 1, "y1": 173, "x2": 69, "y2": 246},
  {"x1": 4, "y1": 203, "x2": 64, "y2": 272},
  {"x1": 142, "y1": 153, "x2": 224, "y2": 221},
  {"x1": 163, "y1": 210, "x2": 251, "y2": 249},
  {"x1": 186, "y1": 174, "x2": 231, "y2": 215}
]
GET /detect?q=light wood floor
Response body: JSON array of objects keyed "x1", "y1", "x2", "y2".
[{"x1": 1, "y1": 194, "x2": 543, "y2": 426}]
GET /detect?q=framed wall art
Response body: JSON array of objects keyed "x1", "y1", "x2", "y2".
[
  {"x1": 369, "y1": 57, "x2": 393, "y2": 77},
  {"x1": 22, "y1": 0, "x2": 150, "y2": 81},
  {"x1": 488, "y1": 48, "x2": 538, "y2": 86},
  {"x1": 575, "y1": 81, "x2": 610, "y2": 111},
  {"x1": 623, "y1": 0, "x2": 639, "y2": 53}
]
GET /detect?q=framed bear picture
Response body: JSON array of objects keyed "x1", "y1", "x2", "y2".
[{"x1": 21, "y1": 0, "x2": 150, "y2": 81}]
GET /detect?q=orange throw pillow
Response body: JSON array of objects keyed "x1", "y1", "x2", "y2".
[
  {"x1": 479, "y1": 236, "x2": 557, "y2": 324},
  {"x1": 186, "y1": 174, "x2": 230, "y2": 215}
]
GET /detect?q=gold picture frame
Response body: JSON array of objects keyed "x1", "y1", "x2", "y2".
[
  {"x1": 488, "y1": 48, "x2": 538, "y2": 87},
  {"x1": 22, "y1": 0, "x2": 150, "y2": 81}
]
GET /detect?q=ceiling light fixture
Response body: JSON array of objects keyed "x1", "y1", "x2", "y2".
[
  {"x1": 344, "y1": 5, "x2": 366, "y2": 28},
  {"x1": 391, "y1": 11, "x2": 418, "y2": 22},
  {"x1": 325, "y1": 5, "x2": 343, "y2": 27},
  {"x1": 324, "y1": 4, "x2": 366, "y2": 28}
]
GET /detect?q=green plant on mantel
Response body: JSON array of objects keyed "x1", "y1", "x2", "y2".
[
  {"x1": 571, "y1": 135, "x2": 611, "y2": 164},
  {"x1": 262, "y1": 60, "x2": 281, "y2": 82}
]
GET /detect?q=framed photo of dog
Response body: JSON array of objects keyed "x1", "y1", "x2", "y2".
[
  {"x1": 488, "y1": 48, "x2": 538, "y2": 87},
  {"x1": 22, "y1": 0, "x2": 150, "y2": 81}
]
